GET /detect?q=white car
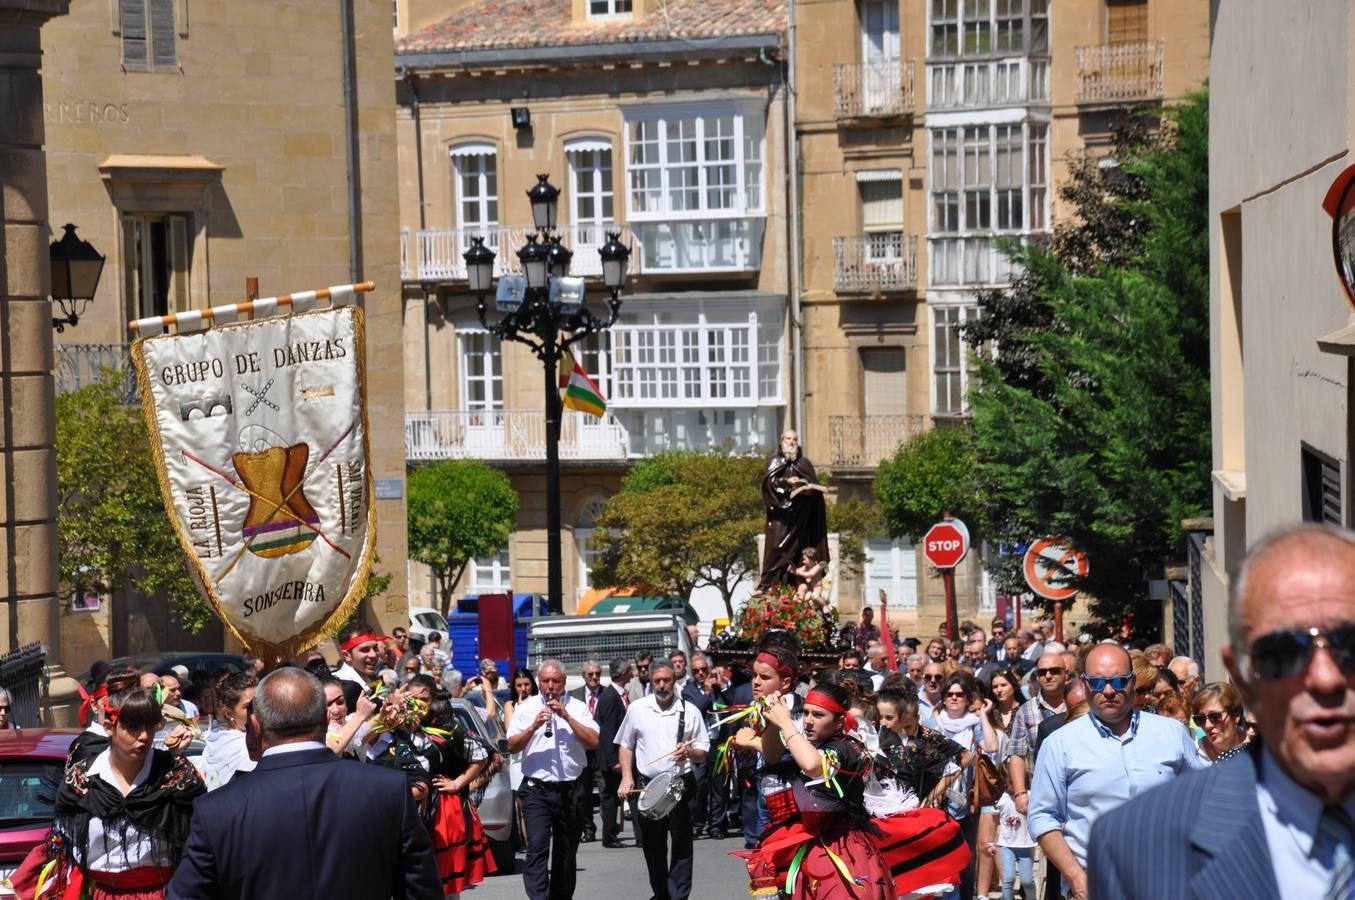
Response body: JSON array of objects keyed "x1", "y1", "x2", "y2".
[
  {"x1": 408, "y1": 606, "x2": 450, "y2": 652},
  {"x1": 449, "y1": 698, "x2": 515, "y2": 874}
]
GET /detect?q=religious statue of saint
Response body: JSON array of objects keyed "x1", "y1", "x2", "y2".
[{"x1": 758, "y1": 430, "x2": 829, "y2": 592}]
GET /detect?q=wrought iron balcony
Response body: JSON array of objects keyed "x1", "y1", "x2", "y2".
[
  {"x1": 835, "y1": 60, "x2": 916, "y2": 120},
  {"x1": 828, "y1": 414, "x2": 926, "y2": 468},
  {"x1": 1075, "y1": 41, "x2": 1165, "y2": 105},
  {"x1": 405, "y1": 409, "x2": 629, "y2": 463},
  {"x1": 55, "y1": 343, "x2": 135, "y2": 400},
  {"x1": 833, "y1": 233, "x2": 918, "y2": 294}
]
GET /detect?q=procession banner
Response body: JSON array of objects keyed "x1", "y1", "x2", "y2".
[{"x1": 131, "y1": 304, "x2": 376, "y2": 660}]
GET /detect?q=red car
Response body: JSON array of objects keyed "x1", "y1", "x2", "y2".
[{"x1": 0, "y1": 729, "x2": 77, "y2": 895}]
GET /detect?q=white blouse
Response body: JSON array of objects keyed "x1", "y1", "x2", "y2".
[{"x1": 83, "y1": 750, "x2": 173, "y2": 872}]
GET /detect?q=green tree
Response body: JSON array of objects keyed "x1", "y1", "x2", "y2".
[
  {"x1": 592, "y1": 450, "x2": 765, "y2": 619},
  {"x1": 407, "y1": 459, "x2": 519, "y2": 617},
  {"x1": 57, "y1": 373, "x2": 211, "y2": 632},
  {"x1": 875, "y1": 426, "x2": 986, "y2": 540},
  {"x1": 965, "y1": 91, "x2": 1211, "y2": 627},
  {"x1": 828, "y1": 496, "x2": 886, "y2": 579}
]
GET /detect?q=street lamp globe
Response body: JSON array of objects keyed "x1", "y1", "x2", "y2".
[
  {"x1": 517, "y1": 234, "x2": 549, "y2": 289},
  {"x1": 599, "y1": 231, "x2": 632, "y2": 290},
  {"x1": 545, "y1": 235, "x2": 573, "y2": 280},
  {"x1": 463, "y1": 236, "x2": 497, "y2": 294},
  {"x1": 527, "y1": 174, "x2": 560, "y2": 232}
]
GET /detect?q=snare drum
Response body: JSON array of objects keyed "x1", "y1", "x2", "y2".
[{"x1": 637, "y1": 771, "x2": 685, "y2": 820}]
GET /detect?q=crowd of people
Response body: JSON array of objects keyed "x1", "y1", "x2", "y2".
[{"x1": 5, "y1": 520, "x2": 1354, "y2": 899}]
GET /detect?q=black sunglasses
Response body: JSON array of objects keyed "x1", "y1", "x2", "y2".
[
  {"x1": 1191, "y1": 711, "x2": 1228, "y2": 727},
  {"x1": 923, "y1": 673, "x2": 944, "y2": 682},
  {"x1": 1035, "y1": 666, "x2": 1065, "y2": 677},
  {"x1": 1249, "y1": 623, "x2": 1355, "y2": 680}
]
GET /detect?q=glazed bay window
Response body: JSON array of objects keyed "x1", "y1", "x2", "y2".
[
  {"x1": 929, "y1": 121, "x2": 1048, "y2": 287},
  {"x1": 573, "y1": 300, "x2": 785, "y2": 454},
  {"x1": 927, "y1": 0, "x2": 1050, "y2": 109},
  {"x1": 931, "y1": 303, "x2": 976, "y2": 416},
  {"x1": 625, "y1": 103, "x2": 766, "y2": 272}
]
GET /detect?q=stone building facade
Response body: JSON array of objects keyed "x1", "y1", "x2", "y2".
[{"x1": 41, "y1": 0, "x2": 407, "y2": 671}]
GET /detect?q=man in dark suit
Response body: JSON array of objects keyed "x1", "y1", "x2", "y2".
[
  {"x1": 168, "y1": 668, "x2": 440, "y2": 900},
  {"x1": 1088, "y1": 524, "x2": 1355, "y2": 900},
  {"x1": 570, "y1": 659, "x2": 605, "y2": 842},
  {"x1": 596, "y1": 656, "x2": 634, "y2": 848}
]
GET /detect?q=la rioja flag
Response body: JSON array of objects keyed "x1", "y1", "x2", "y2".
[{"x1": 558, "y1": 350, "x2": 607, "y2": 418}]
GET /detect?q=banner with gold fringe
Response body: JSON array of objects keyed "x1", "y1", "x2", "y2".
[{"x1": 130, "y1": 300, "x2": 376, "y2": 660}]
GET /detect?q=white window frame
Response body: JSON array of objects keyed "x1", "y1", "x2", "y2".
[
  {"x1": 623, "y1": 101, "x2": 766, "y2": 221},
  {"x1": 926, "y1": 120, "x2": 1049, "y2": 287},
  {"x1": 458, "y1": 330, "x2": 503, "y2": 412},
  {"x1": 608, "y1": 307, "x2": 773, "y2": 409},
  {"x1": 865, "y1": 537, "x2": 918, "y2": 609},
  {"x1": 930, "y1": 302, "x2": 977, "y2": 416},
  {"x1": 452, "y1": 145, "x2": 498, "y2": 234},
  {"x1": 470, "y1": 548, "x2": 511, "y2": 592},
  {"x1": 928, "y1": 0, "x2": 1048, "y2": 60},
  {"x1": 574, "y1": 497, "x2": 611, "y2": 599},
  {"x1": 588, "y1": 0, "x2": 631, "y2": 18},
  {"x1": 566, "y1": 139, "x2": 615, "y2": 228}
]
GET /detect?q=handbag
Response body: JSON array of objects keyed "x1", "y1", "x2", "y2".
[{"x1": 968, "y1": 732, "x2": 1005, "y2": 814}]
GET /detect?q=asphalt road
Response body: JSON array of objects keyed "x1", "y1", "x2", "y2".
[{"x1": 466, "y1": 822, "x2": 754, "y2": 899}]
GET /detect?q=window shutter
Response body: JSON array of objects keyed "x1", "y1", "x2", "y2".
[
  {"x1": 1107, "y1": 0, "x2": 1148, "y2": 45},
  {"x1": 120, "y1": 0, "x2": 148, "y2": 69},
  {"x1": 149, "y1": 0, "x2": 177, "y2": 68},
  {"x1": 169, "y1": 214, "x2": 191, "y2": 312},
  {"x1": 861, "y1": 348, "x2": 907, "y2": 417},
  {"x1": 860, "y1": 179, "x2": 903, "y2": 231}
]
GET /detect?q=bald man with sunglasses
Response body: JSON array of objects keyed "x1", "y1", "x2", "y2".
[
  {"x1": 1088, "y1": 524, "x2": 1355, "y2": 899},
  {"x1": 1028, "y1": 642, "x2": 1201, "y2": 899}
]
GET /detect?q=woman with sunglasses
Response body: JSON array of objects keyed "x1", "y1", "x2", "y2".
[
  {"x1": 740, "y1": 681, "x2": 893, "y2": 898},
  {"x1": 1189, "y1": 681, "x2": 1249, "y2": 764},
  {"x1": 924, "y1": 672, "x2": 999, "y2": 900}
]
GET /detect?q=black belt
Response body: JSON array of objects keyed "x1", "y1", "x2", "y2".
[{"x1": 524, "y1": 777, "x2": 577, "y2": 790}]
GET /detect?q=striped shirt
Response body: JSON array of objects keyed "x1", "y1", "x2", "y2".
[{"x1": 1007, "y1": 692, "x2": 1065, "y2": 761}]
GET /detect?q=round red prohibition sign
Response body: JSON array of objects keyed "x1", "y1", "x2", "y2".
[
  {"x1": 1023, "y1": 538, "x2": 1089, "y2": 601},
  {"x1": 923, "y1": 519, "x2": 970, "y2": 569}
]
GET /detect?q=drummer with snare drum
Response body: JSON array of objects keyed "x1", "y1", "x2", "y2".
[{"x1": 616, "y1": 659, "x2": 710, "y2": 900}]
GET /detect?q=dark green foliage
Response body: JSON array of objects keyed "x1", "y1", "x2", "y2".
[
  {"x1": 965, "y1": 91, "x2": 1211, "y2": 630},
  {"x1": 407, "y1": 460, "x2": 519, "y2": 617},
  {"x1": 57, "y1": 373, "x2": 211, "y2": 632}
]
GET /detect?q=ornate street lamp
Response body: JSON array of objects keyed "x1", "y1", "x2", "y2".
[
  {"x1": 50, "y1": 224, "x2": 105, "y2": 333},
  {"x1": 463, "y1": 176, "x2": 631, "y2": 614}
]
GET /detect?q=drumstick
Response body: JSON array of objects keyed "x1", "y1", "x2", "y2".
[{"x1": 644, "y1": 740, "x2": 691, "y2": 767}]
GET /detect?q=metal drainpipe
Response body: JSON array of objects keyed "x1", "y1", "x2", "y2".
[
  {"x1": 785, "y1": 0, "x2": 805, "y2": 442},
  {"x1": 341, "y1": 0, "x2": 363, "y2": 281},
  {"x1": 403, "y1": 67, "x2": 434, "y2": 412}
]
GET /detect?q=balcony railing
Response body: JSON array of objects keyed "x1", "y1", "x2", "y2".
[
  {"x1": 835, "y1": 60, "x2": 916, "y2": 119},
  {"x1": 928, "y1": 58, "x2": 1049, "y2": 110},
  {"x1": 630, "y1": 216, "x2": 764, "y2": 273},
  {"x1": 829, "y1": 414, "x2": 926, "y2": 468},
  {"x1": 405, "y1": 409, "x2": 629, "y2": 462},
  {"x1": 1075, "y1": 41, "x2": 1165, "y2": 105},
  {"x1": 404, "y1": 224, "x2": 640, "y2": 282},
  {"x1": 834, "y1": 233, "x2": 918, "y2": 294},
  {"x1": 55, "y1": 343, "x2": 135, "y2": 400}
]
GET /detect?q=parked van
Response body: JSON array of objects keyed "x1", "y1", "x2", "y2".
[{"x1": 527, "y1": 612, "x2": 694, "y2": 690}]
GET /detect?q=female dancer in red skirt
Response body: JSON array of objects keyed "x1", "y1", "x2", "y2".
[
  {"x1": 745, "y1": 681, "x2": 893, "y2": 898},
  {"x1": 14, "y1": 681, "x2": 205, "y2": 899},
  {"x1": 369, "y1": 674, "x2": 495, "y2": 897}
]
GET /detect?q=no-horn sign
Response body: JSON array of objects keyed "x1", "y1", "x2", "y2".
[{"x1": 1023, "y1": 538, "x2": 1089, "y2": 601}]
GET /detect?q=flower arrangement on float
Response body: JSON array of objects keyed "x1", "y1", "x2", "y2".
[{"x1": 705, "y1": 584, "x2": 843, "y2": 667}]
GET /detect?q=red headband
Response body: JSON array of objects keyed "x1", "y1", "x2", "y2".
[
  {"x1": 341, "y1": 631, "x2": 386, "y2": 654},
  {"x1": 755, "y1": 652, "x2": 794, "y2": 681},
  {"x1": 804, "y1": 690, "x2": 857, "y2": 734},
  {"x1": 101, "y1": 697, "x2": 121, "y2": 728},
  {"x1": 77, "y1": 684, "x2": 108, "y2": 727}
]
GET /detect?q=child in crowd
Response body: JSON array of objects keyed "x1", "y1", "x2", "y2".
[{"x1": 990, "y1": 756, "x2": 1037, "y2": 900}]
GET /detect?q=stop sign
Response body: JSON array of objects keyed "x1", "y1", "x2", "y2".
[{"x1": 923, "y1": 518, "x2": 970, "y2": 569}]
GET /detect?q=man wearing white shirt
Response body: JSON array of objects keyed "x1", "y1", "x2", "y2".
[
  {"x1": 508, "y1": 659, "x2": 600, "y2": 900},
  {"x1": 617, "y1": 661, "x2": 709, "y2": 900},
  {"x1": 331, "y1": 620, "x2": 385, "y2": 714}
]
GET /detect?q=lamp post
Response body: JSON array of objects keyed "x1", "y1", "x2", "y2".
[
  {"x1": 463, "y1": 174, "x2": 631, "y2": 615},
  {"x1": 49, "y1": 223, "x2": 105, "y2": 332}
]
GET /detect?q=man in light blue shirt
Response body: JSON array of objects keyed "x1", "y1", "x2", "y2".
[{"x1": 1028, "y1": 642, "x2": 1201, "y2": 899}]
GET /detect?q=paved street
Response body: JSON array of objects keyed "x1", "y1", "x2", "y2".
[{"x1": 467, "y1": 824, "x2": 752, "y2": 899}]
